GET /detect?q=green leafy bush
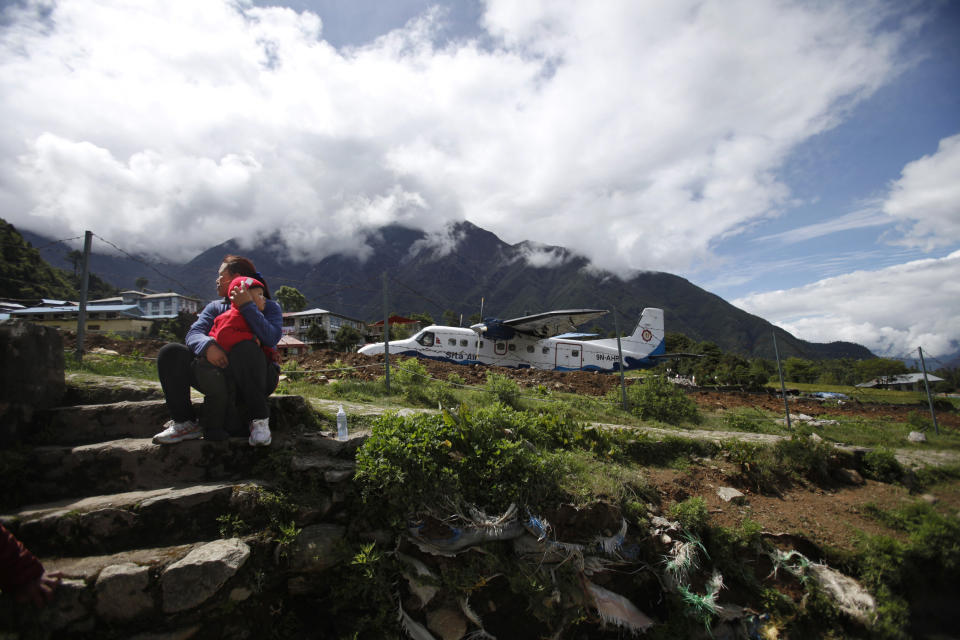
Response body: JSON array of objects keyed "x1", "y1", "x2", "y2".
[
  {"x1": 774, "y1": 434, "x2": 834, "y2": 484},
  {"x1": 392, "y1": 357, "x2": 432, "y2": 405},
  {"x1": 670, "y1": 496, "x2": 709, "y2": 534},
  {"x1": 856, "y1": 501, "x2": 960, "y2": 638},
  {"x1": 484, "y1": 371, "x2": 521, "y2": 408},
  {"x1": 355, "y1": 405, "x2": 568, "y2": 523},
  {"x1": 906, "y1": 410, "x2": 932, "y2": 431},
  {"x1": 614, "y1": 375, "x2": 701, "y2": 425},
  {"x1": 722, "y1": 409, "x2": 775, "y2": 433},
  {"x1": 862, "y1": 449, "x2": 903, "y2": 483}
]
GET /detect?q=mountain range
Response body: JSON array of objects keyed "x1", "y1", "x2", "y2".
[{"x1": 18, "y1": 220, "x2": 873, "y2": 361}]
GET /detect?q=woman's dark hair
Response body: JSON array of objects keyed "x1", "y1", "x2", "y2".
[{"x1": 222, "y1": 254, "x2": 271, "y2": 298}]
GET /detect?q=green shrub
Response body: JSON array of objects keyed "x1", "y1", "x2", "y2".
[
  {"x1": 774, "y1": 435, "x2": 834, "y2": 484},
  {"x1": 906, "y1": 411, "x2": 932, "y2": 431},
  {"x1": 615, "y1": 375, "x2": 700, "y2": 425},
  {"x1": 484, "y1": 371, "x2": 521, "y2": 408},
  {"x1": 355, "y1": 405, "x2": 566, "y2": 523},
  {"x1": 392, "y1": 357, "x2": 432, "y2": 405},
  {"x1": 862, "y1": 449, "x2": 903, "y2": 483},
  {"x1": 856, "y1": 502, "x2": 960, "y2": 639},
  {"x1": 670, "y1": 496, "x2": 709, "y2": 534},
  {"x1": 724, "y1": 440, "x2": 783, "y2": 493},
  {"x1": 429, "y1": 380, "x2": 459, "y2": 408},
  {"x1": 721, "y1": 409, "x2": 774, "y2": 433}
]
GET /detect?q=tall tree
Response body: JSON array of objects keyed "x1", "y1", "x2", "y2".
[
  {"x1": 410, "y1": 312, "x2": 434, "y2": 326},
  {"x1": 0, "y1": 218, "x2": 76, "y2": 300},
  {"x1": 135, "y1": 277, "x2": 149, "y2": 291},
  {"x1": 306, "y1": 323, "x2": 328, "y2": 344},
  {"x1": 334, "y1": 325, "x2": 363, "y2": 352},
  {"x1": 441, "y1": 309, "x2": 460, "y2": 327},
  {"x1": 275, "y1": 285, "x2": 307, "y2": 312},
  {"x1": 66, "y1": 249, "x2": 83, "y2": 278}
]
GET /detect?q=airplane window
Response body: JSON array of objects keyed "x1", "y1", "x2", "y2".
[
  {"x1": 572, "y1": 350, "x2": 579, "y2": 357},
  {"x1": 448, "y1": 338, "x2": 457, "y2": 346},
  {"x1": 508, "y1": 344, "x2": 516, "y2": 351},
  {"x1": 479, "y1": 341, "x2": 484, "y2": 348},
  {"x1": 542, "y1": 347, "x2": 550, "y2": 354},
  {"x1": 460, "y1": 339, "x2": 468, "y2": 347},
  {"x1": 526, "y1": 345, "x2": 534, "y2": 353},
  {"x1": 417, "y1": 332, "x2": 434, "y2": 347}
]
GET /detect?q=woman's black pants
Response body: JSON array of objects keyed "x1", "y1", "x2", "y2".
[{"x1": 157, "y1": 341, "x2": 279, "y2": 435}]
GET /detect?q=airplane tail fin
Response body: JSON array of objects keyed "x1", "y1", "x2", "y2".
[
  {"x1": 621, "y1": 308, "x2": 665, "y2": 355},
  {"x1": 589, "y1": 308, "x2": 665, "y2": 356}
]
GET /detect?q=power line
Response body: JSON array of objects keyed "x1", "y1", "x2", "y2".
[{"x1": 91, "y1": 233, "x2": 203, "y2": 299}]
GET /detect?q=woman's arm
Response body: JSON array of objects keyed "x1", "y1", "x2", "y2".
[
  {"x1": 238, "y1": 299, "x2": 283, "y2": 348},
  {"x1": 185, "y1": 300, "x2": 229, "y2": 356}
]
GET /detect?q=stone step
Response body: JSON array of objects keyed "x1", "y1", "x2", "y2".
[
  {"x1": 1, "y1": 480, "x2": 270, "y2": 557},
  {"x1": 63, "y1": 372, "x2": 168, "y2": 405},
  {"x1": 8, "y1": 437, "x2": 285, "y2": 510},
  {"x1": 0, "y1": 538, "x2": 264, "y2": 637},
  {"x1": 30, "y1": 394, "x2": 317, "y2": 446},
  {"x1": 5, "y1": 427, "x2": 365, "y2": 512}
]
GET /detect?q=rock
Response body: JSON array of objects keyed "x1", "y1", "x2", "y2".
[
  {"x1": 129, "y1": 627, "x2": 201, "y2": 640},
  {"x1": 82, "y1": 507, "x2": 138, "y2": 539},
  {"x1": 0, "y1": 319, "x2": 65, "y2": 408},
  {"x1": 717, "y1": 487, "x2": 746, "y2": 503},
  {"x1": 324, "y1": 469, "x2": 354, "y2": 483},
  {"x1": 39, "y1": 577, "x2": 91, "y2": 630},
  {"x1": 907, "y1": 431, "x2": 927, "y2": 443},
  {"x1": 919, "y1": 493, "x2": 938, "y2": 505},
  {"x1": 0, "y1": 319, "x2": 66, "y2": 445},
  {"x1": 96, "y1": 562, "x2": 154, "y2": 621},
  {"x1": 161, "y1": 538, "x2": 250, "y2": 613},
  {"x1": 808, "y1": 564, "x2": 876, "y2": 626},
  {"x1": 426, "y1": 607, "x2": 468, "y2": 640},
  {"x1": 832, "y1": 468, "x2": 865, "y2": 486},
  {"x1": 229, "y1": 587, "x2": 253, "y2": 601},
  {"x1": 809, "y1": 432, "x2": 823, "y2": 443},
  {"x1": 90, "y1": 347, "x2": 121, "y2": 356},
  {"x1": 286, "y1": 524, "x2": 347, "y2": 573}
]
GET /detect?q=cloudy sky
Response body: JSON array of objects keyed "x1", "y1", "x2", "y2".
[{"x1": 1, "y1": 0, "x2": 957, "y2": 361}]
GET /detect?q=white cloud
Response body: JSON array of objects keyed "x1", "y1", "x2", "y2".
[
  {"x1": 755, "y1": 205, "x2": 891, "y2": 244},
  {"x1": 0, "y1": 0, "x2": 914, "y2": 273},
  {"x1": 883, "y1": 133, "x2": 960, "y2": 251},
  {"x1": 733, "y1": 251, "x2": 960, "y2": 358},
  {"x1": 515, "y1": 242, "x2": 572, "y2": 269}
]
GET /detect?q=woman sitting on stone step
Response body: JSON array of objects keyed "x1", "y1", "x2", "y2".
[{"x1": 152, "y1": 254, "x2": 282, "y2": 447}]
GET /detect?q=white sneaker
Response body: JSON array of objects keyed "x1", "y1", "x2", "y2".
[
  {"x1": 152, "y1": 419, "x2": 201, "y2": 444},
  {"x1": 248, "y1": 418, "x2": 272, "y2": 447}
]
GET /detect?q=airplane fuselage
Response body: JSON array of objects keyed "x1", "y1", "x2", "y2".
[{"x1": 359, "y1": 325, "x2": 661, "y2": 372}]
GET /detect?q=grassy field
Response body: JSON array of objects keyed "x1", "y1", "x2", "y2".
[{"x1": 67, "y1": 351, "x2": 960, "y2": 452}]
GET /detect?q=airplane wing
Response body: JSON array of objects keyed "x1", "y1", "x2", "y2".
[{"x1": 473, "y1": 309, "x2": 608, "y2": 339}]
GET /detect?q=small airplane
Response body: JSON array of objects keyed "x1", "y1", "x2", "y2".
[{"x1": 358, "y1": 307, "x2": 671, "y2": 372}]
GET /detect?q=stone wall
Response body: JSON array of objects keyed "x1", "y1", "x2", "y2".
[{"x1": 0, "y1": 319, "x2": 65, "y2": 445}]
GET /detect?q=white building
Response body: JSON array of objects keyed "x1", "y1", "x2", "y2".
[
  {"x1": 89, "y1": 291, "x2": 203, "y2": 318},
  {"x1": 282, "y1": 308, "x2": 366, "y2": 348}
]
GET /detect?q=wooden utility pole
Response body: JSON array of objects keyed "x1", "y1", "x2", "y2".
[
  {"x1": 383, "y1": 271, "x2": 390, "y2": 392},
  {"x1": 75, "y1": 231, "x2": 93, "y2": 362},
  {"x1": 614, "y1": 307, "x2": 628, "y2": 411},
  {"x1": 918, "y1": 346, "x2": 939, "y2": 435},
  {"x1": 773, "y1": 332, "x2": 791, "y2": 429}
]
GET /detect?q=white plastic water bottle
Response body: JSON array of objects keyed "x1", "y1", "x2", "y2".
[{"x1": 336, "y1": 405, "x2": 348, "y2": 441}]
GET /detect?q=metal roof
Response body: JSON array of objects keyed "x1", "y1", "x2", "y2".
[
  {"x1": 856, "y1": 373, "x2": 944, "y2": 387},
  {"x1": 12, "y1": 304, "x2": 144, "y2": 316}
]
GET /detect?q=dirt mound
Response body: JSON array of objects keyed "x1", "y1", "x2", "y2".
[
  {"x1": 65, "y1": 332, "x2": 167, "y2": 357},
  {"x1": 65, "y1": 335, "x2": 958, "y2": 427},
  {"x1": 292, "y1": 349, "x2": 622, "y2": 395}
]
